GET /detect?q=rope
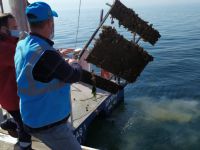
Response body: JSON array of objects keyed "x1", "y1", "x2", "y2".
[
  {"x1": 73, "y1": 95, "x2": 106, "y2": 121},
  {"x1": 75, "y1": 0, "x2": 82, "y2": 48}
]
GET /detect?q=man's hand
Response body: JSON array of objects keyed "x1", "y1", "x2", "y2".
[
  {"x1": 67, "y1": 58, "x2": 79, "y2": 65},
  {"x1": 19, "y1": 31, "x2": 28, "y2": 41},
  {"x1": 59, "y1": 48, "x2": 74, "y2": 56}
]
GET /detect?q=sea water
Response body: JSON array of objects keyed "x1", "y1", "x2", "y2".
[{"x1": 54, "y1": 3, "x2": 200, "y2": 150}]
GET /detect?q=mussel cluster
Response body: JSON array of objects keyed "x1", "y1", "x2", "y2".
[
  {"x1": 110, "y1": 0, "x2": 161, "y2": 45},
  {"x1": 86, "y1": 26, "x2": 153, "y2": 83}
]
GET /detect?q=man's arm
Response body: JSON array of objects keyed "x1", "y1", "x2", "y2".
[{"x1": 32, "y1": 50, "x2": 82, "y2": 83}]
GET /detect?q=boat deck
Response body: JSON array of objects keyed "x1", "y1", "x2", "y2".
[{"x1": 70, "y1": 82, "x2": 109, "y2": 129}]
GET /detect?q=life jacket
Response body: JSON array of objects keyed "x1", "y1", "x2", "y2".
[
  {"x1": 101, "y1": 69, "x2": 111, "y2": 80},
  {"x1": 14, "y1": 34, "x2": 70, "y2": 128}
]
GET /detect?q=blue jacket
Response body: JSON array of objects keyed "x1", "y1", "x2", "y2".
[{"x1": 15, "y1": 34, "x2": 72, "y2": 128}]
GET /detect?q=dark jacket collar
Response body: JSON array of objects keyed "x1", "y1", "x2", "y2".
[{"x1": 30, "y1": 33, "x2": 54, "y2": 46}]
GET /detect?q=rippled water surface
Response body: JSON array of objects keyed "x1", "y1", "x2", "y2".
[{"x1": 54, "y1": 4, "x2": 200, "y2": 150}]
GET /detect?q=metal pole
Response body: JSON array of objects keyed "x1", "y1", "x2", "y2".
[
  {"x1": 69, "y1": 89, "x2": 74, "y2": 128},
  {"x1": 0, "y1": 0, "x2": 4, "y2": 13},
  {"x1": 78, "y1": 0, "x2": 117, "y2": 59},
  {"x1": 100, "y1": 9, "x2": 104, "y2": 24}
]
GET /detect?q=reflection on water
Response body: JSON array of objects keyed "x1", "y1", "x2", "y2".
[
  {"x1": 120, "y1": 98, "x2": 200, "y2": 150},
  {"x1": 135, "y1": 98, "x2": 200, "y2": 123},
  {"x1": 86, "y1": 97, "x2": 200, "y2": 150}
]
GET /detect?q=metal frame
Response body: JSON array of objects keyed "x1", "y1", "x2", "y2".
[{"x1": 79, "y1": 0, "x2": 118, "y2": 59}]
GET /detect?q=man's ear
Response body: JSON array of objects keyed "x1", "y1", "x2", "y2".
[{"x1": 45, "y1": 19, "x2": 52, "y2": 31}]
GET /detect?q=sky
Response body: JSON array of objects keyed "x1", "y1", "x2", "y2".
[
  {"x1": 29, "y1": 0, "x2": 200, "y2": 9},
  {"x1": 2, "y1": 0, "x2": 200, "y2": 12}
]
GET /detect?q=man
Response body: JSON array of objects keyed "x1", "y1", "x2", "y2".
[
  {"x1": 15, "y1": 2, "x2": 82, "y2": 150},
  {"x1": 0, "y1": 13, "x2": 32, "y2": 150}
]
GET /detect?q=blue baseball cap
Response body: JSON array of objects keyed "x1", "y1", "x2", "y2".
[{"x1": 26, "y1": 2, "x2": 58, "y2": 23}]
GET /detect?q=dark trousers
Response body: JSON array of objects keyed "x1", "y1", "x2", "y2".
[{"x1": 8, "y1": 110, "x2": 31, "y2": 143}]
